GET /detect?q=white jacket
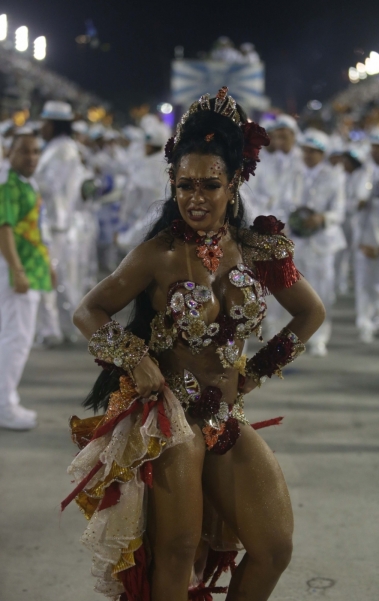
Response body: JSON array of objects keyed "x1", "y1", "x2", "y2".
[
  {"x1": 36, "y1": 136, "x2": 86, "y2": 231},
  {"x1": 249, "y1": 147, "x2": 304, "y2": 223},
  {"x1": 292, "y1": 162, "x2": 346, "y2": 255}
]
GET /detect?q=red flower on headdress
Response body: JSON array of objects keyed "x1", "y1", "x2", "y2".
[
  {"x1": 164, "y1": 136, "x2": 175, "y2": 163},
  {"x1": 241, "y1": 121, "x2": 270, "y2": 181},
  {"x1": 253, "y1": 215, "x2": 285, "y2": 235}
]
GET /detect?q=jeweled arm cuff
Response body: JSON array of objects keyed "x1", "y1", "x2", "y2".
[
  {"x1": 246, "y1": 327, "x2": 305, "y2": 386},
  {"x1": 88, "y1": 321, "x2": 149, "y2": 379}
]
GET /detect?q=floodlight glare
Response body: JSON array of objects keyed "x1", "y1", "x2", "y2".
[
  {"x1": 0, "y1": 14, "x2": 7, "y2": 41},
  {"x1": 34, "y1": 36, "x2": 46, "y2": 60},
  {"x1": 348, "y1": 67, "x2": 359, "y2": 83},
  {"x1": 365, "y1": 51, "x2": 379, "y2": 76},
  {"x1": 15, "y1": 26, "x2": 28, "y2": 52},
  {"x1": 159, "y1": 103, "x2": 173, "y2": 114}
]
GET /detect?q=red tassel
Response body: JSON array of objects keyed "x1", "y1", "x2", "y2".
[
  {"x1": 118, "y1": 544, "x2": 150, "y2": 601},
  {"x1": 140, "y1": 461, "x2": 153, "y2": 489},
  {"x1": 141, "y1": 400, "x2": 155, "y2": 426},
  {"x1": 61, "y1": 459, "x2": 103, "y2": 511},
  {"x1": 188, "y1": 582, "x2": 228, "y2": 600},
  {"x1": 98, "y1": 481, "x2": 121, "y2": 511},
  {"x1": 92, "y1": 401, "x2": 139, "y2": 440},
  {"x1": 254, "y1": 257, "x2": 301, "y2": 294},
  {"x1": 156, "y1": 399, "x2": 172, "y2": 438},
  {"x1": 252, "y1": 416, "x2": 284, "y2": 430}
]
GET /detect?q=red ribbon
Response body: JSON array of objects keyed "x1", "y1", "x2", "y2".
[{"x1": 252, "y1": 416, "x2": 284, "y2": 430}]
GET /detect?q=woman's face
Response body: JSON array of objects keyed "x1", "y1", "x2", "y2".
[{"x1": 174, "y1": 153, "x2": 234, "y2": 231}]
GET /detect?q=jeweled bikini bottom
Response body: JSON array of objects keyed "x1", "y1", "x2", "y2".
[{"x1": 163, "y1": 369, "x2": 249, "y2": 454}]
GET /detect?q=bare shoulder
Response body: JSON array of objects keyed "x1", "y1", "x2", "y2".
[{"x1": 117, "y1": 229, "x2": 172, "y2": 273}]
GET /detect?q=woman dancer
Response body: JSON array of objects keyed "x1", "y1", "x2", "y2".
[{"x1": 62, "y1": 88, "x2": 325, "y2": 601}]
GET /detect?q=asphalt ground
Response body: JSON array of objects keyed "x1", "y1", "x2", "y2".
[{"x1": 0, "y1": 293, "x2": 378, "y2": 601}]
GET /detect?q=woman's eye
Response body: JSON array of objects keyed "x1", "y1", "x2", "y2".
[
  {"x1": 177, "y1": 184, "x2": 192, "y2": 190},
  {"x1": 205, "y1": 184, "x2": 220, "y2": 190}
]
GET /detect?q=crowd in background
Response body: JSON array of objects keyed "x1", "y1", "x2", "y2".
[{"x1": 1, "y1": 96, "x2": 379, "y2": 429}]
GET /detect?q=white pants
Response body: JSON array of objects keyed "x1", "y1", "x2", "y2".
[
  {"x1": 38, "y1": 230, "x2": 78, "y2": 339},
  {"x1": 354, "y1": 250, "x2": 379, "y2": 334},
  {"x1": 335, "y1": 217, "x2": 354, "y2": 294},
  {"x1": 295, "y1": 246, "x2": 335, "y2": 346},
  {"x1": 0, "y1": 256, "x2": 40, "y2": 410}
]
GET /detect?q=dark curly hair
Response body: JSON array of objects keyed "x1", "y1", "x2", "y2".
[{"x1": 84, "y1": 101, "x2": 251, "y2": 413}]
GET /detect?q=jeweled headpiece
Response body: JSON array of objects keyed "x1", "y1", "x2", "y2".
[
  {"x1": 164, "y1": 86, "x2": 270, "y2": 198},
  {"x1": 169, "y1": 86, "x2": 240, "y2": 155}
]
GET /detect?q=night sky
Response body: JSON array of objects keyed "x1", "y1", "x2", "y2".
[{"x1": 3, "y1": 0, "x2": 379, "y2": 114}]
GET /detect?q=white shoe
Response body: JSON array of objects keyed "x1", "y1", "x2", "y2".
[
  {"x1": 0, "y1": 406, "x2": 37, "y2": 430},
  {"x1": 309, "y1": 342, "x2": 328, "y2": 357},
  {"x1": 359, "y1": 329, "x2": 374, "y2": 344},
  {"x1": 13, "y1": 405, "x2": 37, "y2": 420}
]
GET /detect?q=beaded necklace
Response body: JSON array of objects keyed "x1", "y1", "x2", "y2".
[{"x1": 171, "y1": 219, "x2": 228, "y2": 274}]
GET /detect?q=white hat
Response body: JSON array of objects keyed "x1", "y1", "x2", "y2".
[
  {"x1": 240, "y1": 42, "x2": 255, "y2": 52},
  {"x1": 72, "y1": 120, "x2": 89, "y2": 134},
  {"x1": 346, "y1": 144, "x2": 368, "y2": 165},
  {"x1": 40, "y1": 101, "x2": 74, "y2": 121},
  {"x1": 144, "y1": 123, "x2": 169, "y2": 147},
  {"x1": 142, "y1": 115, "x2": 171, "y2": 148},
  {"x1": 369, "y1": 127, "x2": 379, "y2": 145},
  {"x1": 271, "y1": 114, "x2": 298, "y2": 133},
  {"x1": 14, "y1": 126, "x2": 34, "y2": 136},
  {"x1": 103, "y1": 128, "x2": 119, "y2": 141},
  {"x1": 0, "y1": 119, "x2": 13, "y2": 135},
  {"x1": 121, "y1": 125, "x2": 145, "y2": 142},
  {"x1": 88, "y1": 123, "x2": 106, "y2": 140},
  {"x1": 259, "y1": 117, "x2": 277, "y2": 133},
  {"x1": 26, "y1": 120, "x2": 42, "y2": 132},
  {"x1": 301, "y1": 128, "x2": 329, "y2": 153}
]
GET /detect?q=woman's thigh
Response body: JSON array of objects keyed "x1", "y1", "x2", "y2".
[
  {"x1": 147, "y1": 421, "x2": 206, "y2": 552},
  {"x1": 202, "y1": 424, "x2": 293, "y2": 558}
]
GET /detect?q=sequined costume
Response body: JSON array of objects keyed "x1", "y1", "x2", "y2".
[{"x1": 62, "y1": 219, "x2": 303, "y2": 601}]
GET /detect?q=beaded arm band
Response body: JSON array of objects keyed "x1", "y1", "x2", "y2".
[
  {"x1": 88, "y1": 321, "x2": 149, "y2": 380},
  {"x1": 246, "y1": 327, "x2": 305, "y2": 387}
]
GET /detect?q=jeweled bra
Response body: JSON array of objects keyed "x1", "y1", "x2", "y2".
[{"x1": 149, "y1": 263, "x2": 267, "y2": 370}]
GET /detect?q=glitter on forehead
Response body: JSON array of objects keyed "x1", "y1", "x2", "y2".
[{"x1": 179, "y1": 177, "x2": 221, "y2": 187}]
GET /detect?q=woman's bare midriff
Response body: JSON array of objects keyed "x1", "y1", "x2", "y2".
[{"x1": 157, "y1": 339, "x2": 243, "y2": 402}]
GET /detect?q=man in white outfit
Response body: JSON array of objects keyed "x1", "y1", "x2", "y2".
[
  {"x1": 335, "y1": 147, "x2": 370, "y2": 295},
  {"x1": 353, "y1": 129, "x2": 379, "y2": 343},
  {"x1": 248, "y1": 115, "x2": 304, "y2": 339},
  {"x1": 252, "y1": 115, "x2": 303, "y2": 222},
  {"x1": 116, "y1": 118, "x2": 169, "y2": 252},
  {"x1": 292, "y1": 129, "x2": 346, "y2": 356},
  {"x1": 0, "y1": 133, "x2": 53, "y2": 429},
  {"x1": 240, "y1": 117, "x2": 277, "y2": 223},
  {"x1": 36, "y1": 101, "x2": 87, "y2": 342}
]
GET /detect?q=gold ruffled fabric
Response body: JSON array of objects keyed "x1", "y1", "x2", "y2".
[{"x1": 67, "y1": 386, "x2": 194, "y2": 599}]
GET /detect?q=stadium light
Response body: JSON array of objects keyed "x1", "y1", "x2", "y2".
[
  {"x1": 158, "y1": 103, "x2": 173, "y2": 114},
  {"x1": 34, "y1": 36, "x2": 46, "y2": 60},
  {"x1": 0, "y1": 14, "x2": 7, "y2": 41},
  {"x1": 365, "y1": 51, "x2": 379, "y2": 76},
  {"x1": 348, "y1": 67, "x2": 359, "y2": 83},
  {"x1": 15, "y1": 26, "x2": 28, "y2": 52}
]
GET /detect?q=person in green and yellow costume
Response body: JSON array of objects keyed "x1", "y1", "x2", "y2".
[{"x1": 0, "y1": 131, "x2": 55, "y2": 430}]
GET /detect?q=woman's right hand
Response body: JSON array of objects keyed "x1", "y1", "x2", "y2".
[{"x1": 133, "y1": 355, "x2": 166, "y2": 399}]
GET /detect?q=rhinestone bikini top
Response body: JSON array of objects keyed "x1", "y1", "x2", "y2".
[{"x1": 149, "y1": 263, "x2": 267, "y2": 369}]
